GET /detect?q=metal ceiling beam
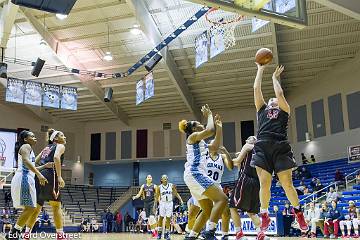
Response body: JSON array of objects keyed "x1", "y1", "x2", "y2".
[
  {"x1": 21, "y1": 8, "x2": 129, "y2": 125},
  {"x1": 0, "y1": 0, "x2": 19, "y2": 47},
  {"x1": 312, "y1": 0, "x2": 360, "y2": 20},
  {"x1": 128, "y1": 0, "x2": 202, "y2": 121},
  {"x1": 270, "y1": 23, "x2": 279, "y2": 65}
]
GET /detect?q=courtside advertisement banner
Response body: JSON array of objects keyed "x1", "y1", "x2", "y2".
[
  {"x1": 0, "y1": 131, "x2": 17, "y2": 168},
  {"x1": 136, "y1": 79, "x2": 144, "y2": 105},
  {"x1": 209, "y1": 27, "x2": 225, "y2": 59},
  {"x1": 61, "y1": 86, "x2": 78, "y2": 111},
  {"x1": 348, "y1": 145, "x2": 360, "y2": 163},
  {"x1": 144, "y1": 72, "x2": 154, "y2": 100},
  {"x1": 216, "y1": 217, "x2": 277, "y2": 235},
  {"x1": 6, "y1": 78, "x2": 25, "y2": 104},
  {"x1": 195, "y1": 31, "x2": 208, "y2": 68},
  {"x1": 43, "y1": 84, "x2": 60, "y2": 108},
  {"x1": 24, "y1": 80, "x2": 42, "y2": 106}
]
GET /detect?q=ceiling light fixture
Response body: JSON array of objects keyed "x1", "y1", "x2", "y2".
[
  {"x1": 103, "y1": 24, "x2": 113, "y2": 61},
  {"x1": 130, "y1": 24, "x2": 142, "y2": 35},
  {"x1": 56, "y1": 13, "x2": 68, "y2": 20}
]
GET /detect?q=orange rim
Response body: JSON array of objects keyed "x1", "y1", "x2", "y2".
[{"x1": 205, "y1": 7, "x2": 244, "y2": 26}]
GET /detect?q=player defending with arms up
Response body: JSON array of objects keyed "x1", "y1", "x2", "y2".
[
  {"x1": 252, "y1": 64, "x2": 308, "y2": 235},
  {"x1": 155, "y1": 175, "x2": 183, "y2": 240},
  {"x1": 133, "y1": 175, "x2": 158, "y2": 238}
]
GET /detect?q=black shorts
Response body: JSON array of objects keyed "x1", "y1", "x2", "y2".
[
  {"x1": 35, "y1": 169, "x2": 61, "y2": 206},
  {"x1": 229, "y1": 174, "x2": 260, "y2": 214},
  {"x1": 144, "y1": 200, "x2": 155, "y2": 218},
  {"x1": 251, "y1": 140, "x2": 297, "y2": 174}
]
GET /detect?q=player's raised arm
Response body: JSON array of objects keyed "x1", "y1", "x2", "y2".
[
  {"x1": 233, "y1": 143, "x2": 254, "y2": 167},
  {"x1": 254, "y1": 63, "x2": 267, "y2": 111},
  {"x1": 187, "y1": 104, "x2": 215, "y2": 143},
  {"x1": 272, "y1": 65, "x2": 290, "y2": 114},
  {"x1": 208, "y1": 114, "x2": 222, "y2": 153},
  {"x1": 218, "y1": 146, "x2": 234, "y2": 171}
]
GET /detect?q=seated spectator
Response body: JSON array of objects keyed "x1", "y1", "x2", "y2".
[
  {"x1": 2, "y1": 214, "x2": 12, "y2": 233},
  {"x1": 303, "y1": 187, "x2": 311, "y2": 195},
  {"x1": 4, "y1": 191, "x2": 11, "y2": 207},
  {"x1": 310, "y1": 155, "x2": 316, "y2": 163},
  {"x1": 40, "y1": 208, "x2": 51, "y2": 227},
  {"x1": 282, "y1": 202, "x2": 294, "y2": 237},
  {"x1": 1, "y1": 207, "x2": 10, "y2": 217},
  {"x1": 335, "y1": 169, "x2": 345, "y2": 187},
  {"x1": 326, "y1": 187, "x2": 339, "y2": 203},
  {"x1": 305, "y1": 202, "x2": 321, "y2": 238},
  {"x1": 317, "y1": 201, "x2": 329, "y2": 235},
  {"x1": 301, "y1": 153, "x2": 309, "y2": 165},
  {"x1": 310, "y1": 177, "x2": 318, "y2": 189},
  {"x1": 340, "y1": 200, "x2": 359, "y2": 238},
  {"x1": 356, "y1": 172, "x2": 360, "y2": 184},
  {"x1": 300, "y1": 166, "x2": 312, "y2": 179},
  {"x1": 124, "y1": 212, "x2": 133, "y2": 232},
  {"x1": 80, "y1": 217, "x2": 88, "y2": 232},
  {"x1": 314, "y1": 179, "x2": 325, "y2": 197},
  {"x1": 324, "y1": 200, "x2": 343, "y2": 238},
  {"x1": 90, "y1": 217, "x2": 99, "y2": 232}
]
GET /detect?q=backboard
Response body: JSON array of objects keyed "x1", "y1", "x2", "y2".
[{"x1": 186, "y1": 0, "x2": 308, "y2": 29}]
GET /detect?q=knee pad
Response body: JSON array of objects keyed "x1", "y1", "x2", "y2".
[{"x1": 149, "y1": 215, "x2": 156, "y2": 225}]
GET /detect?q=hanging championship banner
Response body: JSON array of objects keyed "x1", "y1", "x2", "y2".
[
  {"x1": 136, "y1": 79, "x2": 144, "y2": 105},
  {"x1": 209, "y1": 27, "x2": 225, "y2": 59},
  {"x1": 348, "y1": 145, "x2": 360, "y2": 163},
  {"x1": 24, "y1": 80, "x2": 42, "y2": 106},
  {"x1": 43, "y1": 83, "x2": 60, "y2": 108},
  {"x1": 275, "y1": 0, "x2": 296, "y2": 14},
  {"x1": 61, "y1": 86, "x2": 78, "y2": 111},
  {"x1": 195, "y1": 31, "x2": 208, "y2": 68},
  {"x1": 144, "y1": 72, "x2": 154, "y2": 100},
  {"x1": 5, "y1": 78, "x2": 24, "y2": 104},
  {"x1": 252, "y1": 1, "x2": 272, "y2": 32}
]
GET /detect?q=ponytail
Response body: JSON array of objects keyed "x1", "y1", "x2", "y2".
[
  {"x1": 178, "y1": 120, "x2": 196, "y2": 137},
  {"x1": 14, "y1": 130, "x2": 30, "y2": 162}
]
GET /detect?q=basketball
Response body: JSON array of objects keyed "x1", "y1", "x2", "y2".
[{"x1": 255, "y1": 48, "x2": 273, "y2": 65}]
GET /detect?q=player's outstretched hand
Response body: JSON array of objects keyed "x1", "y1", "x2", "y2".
[
  {"x1": 201, "y1": 104, "x2": 212, "y2": 118},
  {"x1": 255, "y1": 62, "x2": 267, "y2": 71},
  {"x1": 273, "y1": 65, "x2": 284, "y2": 80},
  {"x1": 243, "y1": 143, "x2": 255, "y2": 151},
  {"x1": 214, "y1": 114, "x2": 222, "y2": 128}
]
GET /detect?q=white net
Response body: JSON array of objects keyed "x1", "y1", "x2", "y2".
[{"x1": 206, "y1": 8, "x2": 244, "y2": 49}]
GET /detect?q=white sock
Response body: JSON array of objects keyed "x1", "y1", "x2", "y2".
[
  {"x1": 355, "y1": 230, "x2": 359, "y2": 235},
  {"x1": 14, "y1": 225, "x2": 22, "y2": 231},
  {"x1": 56, "y1": 228, "x2": 64, "y2": 233},
  {"x1": 256, "y1": 227, "x2": 261, "y2": 233},
  {"x1": 165, "y1": 229, "x2": 169, "y2": 233},
  {"x1": 260, "y1": 208, "x2": 268, "y2": 214},
  {"x1": 294, "y1": 205, "x2": 300, "y2": 210},
  {"x1": 189, "y1": 231, "x2": 198, "y2": 237},
  {"x1": 222, "y1": 232, "x2": 228, "y2": 236},
  {"x1": 25, "y1": 227, "x2": 31, "y2": 233},
  {"x1": 208, "y1": 222, "x2": 217, "y2": 231},
  {"x1": 157, "y1": 227, "x2": 162, "y2": 232},
  {"x1": 235, "y1": 227, "x2": 241, "y2": 232}
]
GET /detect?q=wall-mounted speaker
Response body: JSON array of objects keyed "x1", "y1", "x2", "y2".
[
  {"x1": 145, "y1": 53, "x2": 162, "y2": 72},
  {"x1": 31, "y1": 58, "x2": 45, "y2": 77},
  {"x1": 11, "y1": 0, "x2": 77, "y2": 14},
  {"x1": 104, "y1": 87, "x2": 113, "y2": 102}
]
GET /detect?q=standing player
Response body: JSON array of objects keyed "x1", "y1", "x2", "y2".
[
  {"x1": 133, "y1": 175, "x2": 158, "y2": 237},
  {"x1": 23, "y1": 129, "x2": 67, "y2": 240},
  {"x1": 206, "y1": 143, "x2": 233, "y2": 240},
  {"x1": 252, "y1": 64, "x2": 308, "y2": 234},
  {"x1": 6, "y1": 131, "x2": 50, "y2": 240},
  {"x1": 228, "y1": 136, "x2": 269, "y2": 240},
  {"x1": 156, "y1": 174, "x2": 183, "y2": 240},
  {"x1": 179, "y1": 105, "x2": 228, "y2": 240}
]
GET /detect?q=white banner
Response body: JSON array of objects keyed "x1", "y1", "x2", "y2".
[
  {"x1": 215, "y1": 217, "x2": 277, "y2": 235},
  {"x1": 275, "y1": 0, "x2": 296, "y2": 14},
  {"x1": 348, "y1": 145, "x2": 360, "y2": 163},
  {"x1": 251, "y1": 1, "x2": 272, "y2": 32},
  {"x1": 0, "y1": 131, "x2": 17, "y2": 168},
  {"x1": 195, "y1": 31, "x2": 208, "y2": 68}
]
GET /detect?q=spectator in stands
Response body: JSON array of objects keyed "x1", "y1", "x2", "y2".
[
  {"x1": 324, "y1": 200, "x2": 343, "y2": 238},
  {"x1": 310, "y1": 177, "x2": 318, "y2": 189},
  {"x1": 90, "y1": 217, "x2": 99, "y2": 232},
  {"x1": 303, "y1": 187, "x2": 310, "y2": 196},
  {"x1": 293, "y1": 169, "x2": 301, "y2": 180},
  {"x1": 300, "y1": 166, "x2": 312, "y2": 179},
  {"x1": 305, "y1": 202, "x2": 321, "y2": 238},
  {"x1": 273, "y1": 205, "x2": 279, "y2": 214},
  {"x1": 314, "y1": 179, "x2": 325, "y2": 197},
  {"x1": 301, "y1": 153, "x2": 309, "y2": 165},
  {"x1": 1, "y1": 207, "x2": 10, "y2": 217},
  {"x1": 296, "y1": 181, "x2": 306, "y2": 195},
  {"x1": 335, "y1": 169, "x2": 345, "y2": 187},
  {"x1": 106, "y1": 209, "x2": 113, "y2": 233},
  {"x1": 2, "y1": 214, "x2": 12, "y2": 233},
  {"x1": 4, "y1": 191, "x2": 11, "y2": 207},
  {"x1": 356, "y1": 172, "x2": 360, "y2": 184},
  {"x1": 40, "y1": 208, "x2": 51, "y2": 227},
  {"x1": 80, "y1": 217, "x2": 88, "y2": 232},
  {"x1": 124, "y1": 212, "x2": 132, "y2": 232},
  {"x1": 326, "y1": 187, "x2": 339, "y2": 203},
  {"x1": 340, "y1": 200, "x2": 359, "y2": 238},
  {"x1": 310, "y1": 155, "x2": 316, "y2": 163},
  {"x1": 282, "y1": 202, "x2": 294, "y2": 237},
  {"x1": 318, "y1": 201, "x2": 329, "y2": 235},
  {"x1": 114, "y1": 211, "x2": 122, "y2": 232},
  {"x1": 101, "y1": 209, "x2": 107, "y2": 233}
]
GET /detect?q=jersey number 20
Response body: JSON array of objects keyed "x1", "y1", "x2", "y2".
[{"x1": 207, "y1": 170, "x2": 219, "y2": 181}]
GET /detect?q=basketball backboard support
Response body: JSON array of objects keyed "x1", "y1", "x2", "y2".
[{"x1": 186, "y1": 0, "x2": 308, "y2": 29}]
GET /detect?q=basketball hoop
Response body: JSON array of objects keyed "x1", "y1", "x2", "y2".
[{"x1": 205, "y1": 8, "x2": 244, "y2": 49}]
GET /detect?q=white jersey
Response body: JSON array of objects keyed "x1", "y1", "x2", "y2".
[
  {"x1": 16, "y1": 151, "x2": 36, "y2": 177},
  {"x1": 159, "y1": 183, "x2": 173, "y2": 202},
  {"x1": 206, "y1": 153, "x2": 224, "y2": 184},
  {"x1": 185, "y1": 140, "x2": 209, "y2": 173}
]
